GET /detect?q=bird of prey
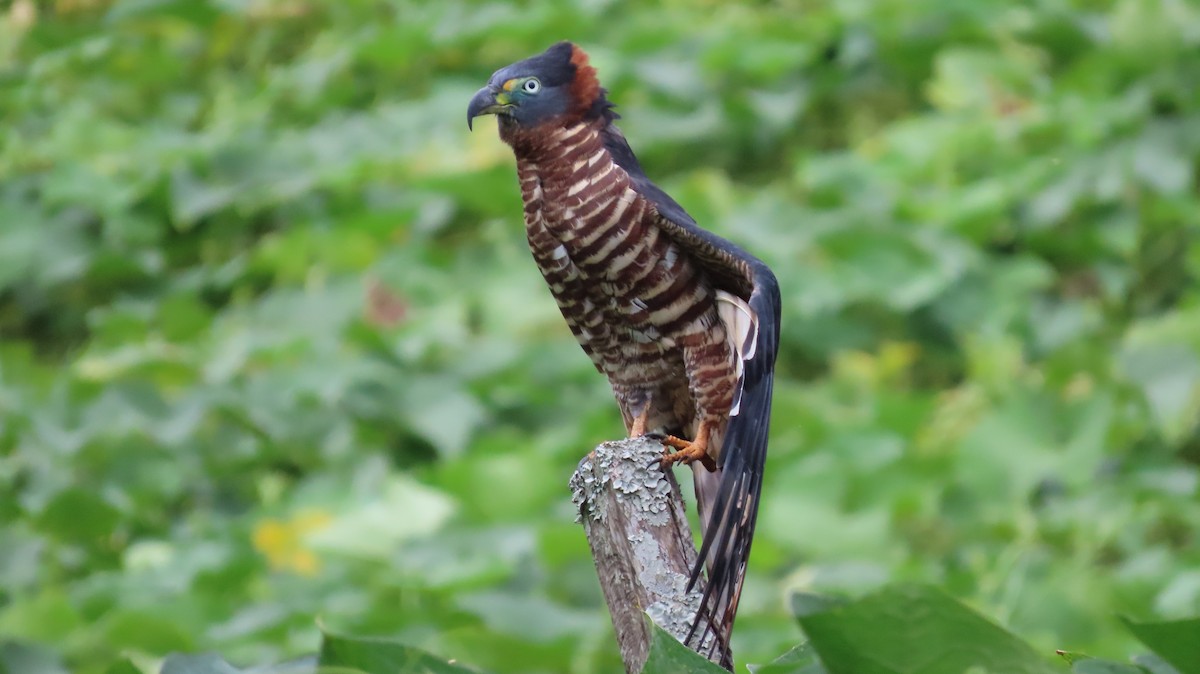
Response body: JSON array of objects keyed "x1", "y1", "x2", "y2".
[{"x1": 468, "y1": 42, "x2": 779, "y2": 668}]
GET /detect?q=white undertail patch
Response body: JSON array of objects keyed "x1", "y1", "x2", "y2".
[{"x1": 716, "y1": 289, "x2": 759, "y2": 417}]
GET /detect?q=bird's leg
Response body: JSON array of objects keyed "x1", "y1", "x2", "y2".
[
  {"x1": 629, "y1": 405, "x2": 652, "y2": 438},
  {"x1": 660, "y1": 422, "x2": 717, "y2": 472}
]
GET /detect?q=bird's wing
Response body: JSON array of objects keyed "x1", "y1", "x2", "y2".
[{"x1": 602, "y1": 124, "x2": 781, "y2": 668}]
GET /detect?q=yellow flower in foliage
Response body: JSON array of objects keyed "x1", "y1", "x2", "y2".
[
  {"x1": 252, "y1": 510, "x2": 332, "y2": 576},
  {"x1": 832, "y1": 341, "x2": 919, "y2": 390}
]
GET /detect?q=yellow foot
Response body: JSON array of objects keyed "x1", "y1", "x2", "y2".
[
  {"x1": 659, "y1": 434, "x2": 717, "y2": 472},
  {"x1": 628, "y1": 417, "x2": 648, "y2": 438},
  {"x1": 629, "y1": 411, "x2": 649, "y2": 438}
]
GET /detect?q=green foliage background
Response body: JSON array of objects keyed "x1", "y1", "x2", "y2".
[{"x1": 2, "y1": 0, "x2": 1199, "y2": 672}]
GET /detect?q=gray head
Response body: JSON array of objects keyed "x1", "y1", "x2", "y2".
[{"x1": 467, "y1": 41, "x2": 608, "y2": 133}]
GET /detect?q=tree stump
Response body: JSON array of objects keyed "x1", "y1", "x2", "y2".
[{"x1": 569, "y1": 437, "x2": 721, "y2": 672}]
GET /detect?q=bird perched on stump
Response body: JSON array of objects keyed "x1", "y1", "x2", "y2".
[{"x1": 468, "y1": 42, "x2": 779, "y2": 669}]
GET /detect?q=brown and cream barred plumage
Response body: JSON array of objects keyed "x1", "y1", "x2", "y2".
[
  {"x1": 469, "y1": 42, "x2": 780, "y2": 669},
  {"x1": 517, "y1": 122, "x2": 737, "y2": 444}
]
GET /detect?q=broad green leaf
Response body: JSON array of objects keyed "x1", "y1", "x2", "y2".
[
  {"x1": 1120, "y1": 618, "x2": 1200, "y2": 674},
  {"x1": 100, "y1": 609, "x2": 194, "y2": 654},
  {"x1": 0, "y1": 590, "x2": 83, "y2": 643},
  {"x1": 246, "y1": 657, "x2": 334, "y2": 674},
  {"x1": 35, "y1": 488, "x2": 121, "y2": 545},
  {"x1": 749, "y1": 644, "x2": 827, "y2": 674},
  {"x1": 160, "y1": 654, "x2": 243, "y2": 674},
  {"x1": 455, "y1": 591, "x2": 597, "y2": 643},
  {"x1": 318, "y1": 630, "x2": 484, "y2": 674},
  {"x1": 0, "y1": 641, "x2": 68, "y2": 674},
  {"x1": 105, "y1": 659, "x2": 144, "y2": 674},
  {"x1": 168, "y1": 167, "x2": 239, "y2": 229},
  {"x1": 793, "y1": 584, "x2": 1059, "y2": 674},
  {"x1": 1133, "y1": 654, "x2": 1184, "y2": 674},
  {"x1": 398, "y1": 375, "x2": 488, "y2": 458},
  {"x1": 1071, "y1": 660, "x2": 1150, "y2": 674},
  {"x1": 790, "y1": 593, "x2": 848, "y2": 618},
  {"x1": 639, "y1": 617, "x2": 729, "y2": 674},
  {"x1": 157, "y1": 654, "x2": 340, "y2": 674},
  {"x1": 1059, "y1": 651, "x2": 1159, "y2": 674},
  {"x1": 307, "y1": 475, "x2": 455, "y2": 560}
]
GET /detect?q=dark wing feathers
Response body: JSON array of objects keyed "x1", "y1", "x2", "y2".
[
  {"x1": 602, "y1": 123, "x2": 781, "y2": 668},
  {"x1": 602, "y1": 126, "x2": 756, "y2": 297}
]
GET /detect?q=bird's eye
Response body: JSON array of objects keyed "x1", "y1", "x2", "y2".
[{"x1": 522, "y1": 79, "x2": 541, "y2": 94}]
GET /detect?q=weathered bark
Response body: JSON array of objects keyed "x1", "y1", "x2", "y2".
[{"x1": 569, "y1": 437, "x2": 721, "y2": 672}]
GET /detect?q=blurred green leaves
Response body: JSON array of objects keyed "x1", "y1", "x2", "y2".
[
  {"x1": 100, "y1": 592, "x2": 1200, "y2": 674},
  {"x1": 793, "y1": 585, "x2": 1060, "y2": 674},
  {"x1": 2, "y1": 0, "x2": 1199, "y2": 673}
]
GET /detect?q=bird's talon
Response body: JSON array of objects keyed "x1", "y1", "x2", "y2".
[
  {"x1": 660, "y1": 434, "x2": 693, "y2": 451},
  {"x1": 658, "y1": 434, "x2": 716, "y2": 471}
]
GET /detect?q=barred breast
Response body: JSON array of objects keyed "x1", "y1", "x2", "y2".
[{"x1": 514, "y1": 120, "x2": 737, "y2": 437}]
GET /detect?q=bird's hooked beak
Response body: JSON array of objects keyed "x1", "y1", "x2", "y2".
[{"x1": 467, "y1": 85, "x2": 511, "y2": 130}]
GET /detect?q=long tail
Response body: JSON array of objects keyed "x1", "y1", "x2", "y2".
[{"x1": 685, "y1": 273, "x2": 779, "y2": 670}]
